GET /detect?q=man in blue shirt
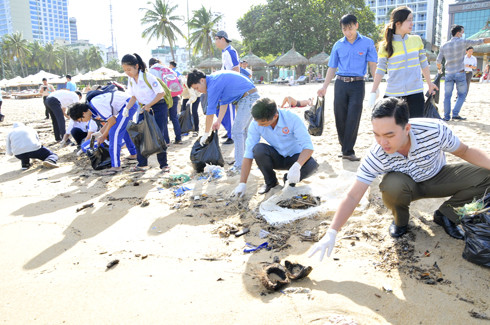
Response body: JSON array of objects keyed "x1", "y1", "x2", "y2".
[
  {"x1": 65, "y1": 75, "x2": 77, "y2": 91},
  {"x1": 231, "y1": 98, "x2": 318, "y2": 196},
  {"x1": 169, "y1": 61, "x2": 181, "y2": 78},
  {"x1": 318, "y1": 14, "x2": 377, "y2": 161},
  {"x1": 187, "y1": 69, "x2": 259, "y2": 171}
]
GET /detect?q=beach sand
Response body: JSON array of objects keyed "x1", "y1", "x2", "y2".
[{"x1": 0, "y1": 82, "x2": 489, "y2": 324}]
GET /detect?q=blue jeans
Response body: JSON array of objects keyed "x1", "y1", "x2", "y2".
[
  {"x1": 168, "y1": 96, "x2": 182, "y2": 142},
  {"x1": 136, "y1": 101, "x2": 168, "y2": 168},
  {"x1": 444, "y1": 72, "x2": 467, "y2": 119},
  {"x1": 232, "y1": 92, "x2": 260, "y2": 168}
]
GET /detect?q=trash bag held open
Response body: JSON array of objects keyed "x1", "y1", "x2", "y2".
[
  {"x1": 461, "y1": 193, "x2": 490, "y2": 268},
  {"x1": 190, "y1": 131, "x2": 225, "y2": 173},
  {"x1": 126, "y1": 110, "x2": 167, "y2": 158},
  {"x1": 179, "y1": 102, "x2": 194, "y2": 134},
  {"x1": 304, "y1": 96, "x2": 324, "y2": 136},
  {"x1": 86, "y1": 136, "x2": 112, "y2": 170}
]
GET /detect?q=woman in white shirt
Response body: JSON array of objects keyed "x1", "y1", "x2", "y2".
[{"x1": 121, "y1": 53, "x2": 170, "y2": 172}]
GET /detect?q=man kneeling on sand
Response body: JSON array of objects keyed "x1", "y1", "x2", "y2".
[
  {"x1": 232, "y1": 98, "x2": 319, "y2": 196},
  {"x1": 309, "y1": 97, "x2": 490, "y2": 261},
  {"x1": 6, "y1": 122, "x2": 59, "y2": 170}
]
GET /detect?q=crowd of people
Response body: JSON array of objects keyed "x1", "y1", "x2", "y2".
[{"x1": 4, "y1": 6, "x2": 490, "y2": 264}]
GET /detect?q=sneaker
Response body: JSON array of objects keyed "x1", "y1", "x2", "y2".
[
  {"x1": 221, "y1": 134, "x2": 228, "y2": 139},
  {"x1": 174, "y1": 139, "x2": 183, "y2": 144},
  {"x1": 21, "y1": 163, "x2": 31, "y2": 170},
  {"x1": 223, "y1": 138, "x2": 234, "y2": 145},
  {"x1": 43, "y1": 159, "x2": 59, "y2": 168},
  {"x1": 441, "y1": 118, "x2": 449, "y2": 122},
  {"x1": 452, "y1": 115, "x2": 467, "y2": 120}
]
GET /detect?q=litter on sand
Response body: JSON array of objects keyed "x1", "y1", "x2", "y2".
[
  {"x1": 277, "y1": 194, "x2": 320, "y2": 210},
  {"x1": 161, "y1": 174, "x2": 190, "y2": 188},
  {"x1": 173, "y1": 186, "x2": 191, "y2": 197}
]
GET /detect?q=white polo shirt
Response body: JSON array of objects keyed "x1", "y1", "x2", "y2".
[
  {"x1": 48, "y1": 90, "x2": 80, "y2": 108},
  {"x1": 464, "y1": 55, "x2": 477, "y2": 72},
  {"x1": 89, "y1": 91, "x2": 132, "y2": 120},
  {"x1": 66, "y1": 119, "x2": 98, "y2": 134},
  {"x1": 127, "y1": 70, "x2": 164, "y2": 105}
]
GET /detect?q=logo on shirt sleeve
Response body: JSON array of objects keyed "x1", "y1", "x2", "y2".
[
  {"x1": 152, "y1": 81, "x2": 158, "y2": 88},
  {"x1": 358, "y1": 52, "x2": 364, "y2": 55},
  {"x1": 282, "y1": 127, "x2": 290, "y2": 134}
]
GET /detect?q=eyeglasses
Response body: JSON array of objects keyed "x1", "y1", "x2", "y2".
[{"x1": 214, "y1": 37, "x2": 221, "y2": 40}]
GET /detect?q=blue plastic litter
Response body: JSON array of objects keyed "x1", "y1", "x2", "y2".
[
  {"x1": 243, "y1": 242, "x2": 269, "y2": 253},
  {"x1": 173, "y1": 186, "x2": 191, "y2": 197},
  {"x1": 197, "y1": 168, "x2": 223, "y2": 181}
]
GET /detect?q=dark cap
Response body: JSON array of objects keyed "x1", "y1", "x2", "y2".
[{"x1": 216, "y1": 30, "x2": 231, "y2": 42}]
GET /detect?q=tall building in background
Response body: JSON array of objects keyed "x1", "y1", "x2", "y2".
[
  {"x1": 69, "y1": 17, "x2": 77, "y2": 43},
  {"x1": 448, "y1": 0, "x2": 490, "y2": 39},
  {"x1": 213, "y1": 11, "x2": 226, "y2": 33},
  {"x1": 0, "y1": 0, "x2": 70, "y2": 44},
  {"x1": 365, "y1": 0, "x2": 444, "y2": 49}
]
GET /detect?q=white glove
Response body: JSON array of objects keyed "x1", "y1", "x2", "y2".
[
  {"x1": 92, "y1": 131, "x2": 102, "y2": 139},
  {"x1": 308, "y1": 228, "x2": 338, "y2": 261},
  {"x1": 368, "y1": 92, "x2": 377, "y2": 108},
  {"x1": 231, "y1": 183, "x2": 246, "y2": 198},
  {"x1": 199, "y1": 132, "x2": 210, "y2": 146},
  {"x1": 122, "y1": 107, "x2": 129, "y2": 117},
  {"x1": 287, "y1": 162, "x2": 301, "y2": 184}
]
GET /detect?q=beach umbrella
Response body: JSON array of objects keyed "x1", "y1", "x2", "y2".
[
  {"x1": 6, "y1": 76, "x2": 24, "y2": 87},
  {"x1": 308, "y1": 51, "x2": 330, "y2": 65},
  {"x1": 468, "y1": 24, "x2": 490, "y2": 55},
  {"x1": 0, "y1": 78, "x2": 8, "y2": 88},
  {"x1": 30, "y1": 70, "x2": 60, "y2": 81},
  {"x1": 274, "y1": 46, "x2": 308, "y2": 66},
  {"x1": 269, "y1": 53, "x2": 285, "y2": 66},
  {"x1": 197, "y1": 57, "x2": 222, "y2": 69},
  {"x1": 240, "y1": 52, "x2": 268, "y2": 68}
]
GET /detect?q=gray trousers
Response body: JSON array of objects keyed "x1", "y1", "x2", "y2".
[
  {"x1": 379, "y1": 163, "x2": 490, "y2": 225},
  {"x1": 466, "y1": 71, "x2": 473, "y2": 94}
]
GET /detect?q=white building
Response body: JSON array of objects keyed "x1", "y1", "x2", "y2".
[
  {"x1": 365, "y1": 0, "x2": 444, "y2": 49},
  {"x1": 151, "y1": 46, "x2": 190, "y2": 71}
]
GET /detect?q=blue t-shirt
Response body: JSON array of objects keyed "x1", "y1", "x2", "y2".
[
  {"x1": 244, "y1": 110, "x2": 314, "y2": 159},
  {"x1": 240, "y1": 67, "x2": 252, "y2": 79},
  {"x1": 172, "y1": 67, "x2": 181, "y2": 77},
  {"x1": 205, "y1": 71, "x2": 255, "y2": 115},
  {"x1": 66, "y1": 81, "x2": 77, "y2": 91},
  {"x1": 328, "y1": 33, "x2": 377, "y2": 77}
]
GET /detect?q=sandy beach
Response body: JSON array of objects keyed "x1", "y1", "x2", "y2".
[{"x1": 0, "y1": 82, "x2": 489, "y2": 324}]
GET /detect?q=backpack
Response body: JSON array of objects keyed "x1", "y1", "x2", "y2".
[
  {"x1": 151, "y1": 65, "x2": 183, "y2": 96},
  {"x1": 85, "y1": 84, "x2": 118, "y2": 118},
  {"x1": 130, "y1": 72, "x2": 173, "y2": 108}
]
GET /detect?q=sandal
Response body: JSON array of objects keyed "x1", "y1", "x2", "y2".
[
  {"x1": 160, "y1": 166, "x2": 171, "y2": 174},
  {"x1": 125, "y1": 155, "x2": 138, "y2": 161},
  {"x1": 129, "y1": 166, "x2": 148, "y2": 172}
]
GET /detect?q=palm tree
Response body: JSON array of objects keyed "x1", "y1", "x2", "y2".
[
  {"x1": 43, "y1": 43, "x2": 60, "y2": 73},
  {"x1": 87, "y1": 46, "x2": 103, "y2": 70},
  {"x1": 3, "y1": 32, "x2": 31, "y2": 77},
  {"x1": 27, "y1": 41, "x2": 45, "y2": 74},
  {"x1": 140, "y1": 0, "x2": 185, "y2": 61},
  {"x1": 188, "y1": 6, "x2": 222, "y2": 57}
]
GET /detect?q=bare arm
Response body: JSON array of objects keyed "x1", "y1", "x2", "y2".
[
  {"x1": 97, "y1": 116, "x2": 116, "y2": 145},
  {"x1": 232, "y1": 66, "x2": 240, "y2": 73},
  {"x1": 451, "y1": 143, "x2": 490, "y2": 170},
  {"x1": 296, "y1": 149, "x2": 313, "y2": 166},
  {"x1": 421, "y1": 65, "x2": 437, "y2": 95},
  {"x1": 330, "y1": 180, "x2": 370, "y2": 231},
  {"x1": 205, "y1": 114, "x2": 214, "y2": 133},
  {"x1": 127, "y1": 96, "x2": 137, "y2": 111},
  {"x1": 212, "y1": 104, "x2": 228, "y2": 130},
  {"x1": 317, "y1": 67, "x2": 337, "y2": 96},
  {"x1": 142, "y1": 92, "x2": 165, "y2": 111},
  {"x1": 371, "y1": 72, "x2": 383, "y2": 93},
  {"x1": 368, "y1": 62, "x2": 377, "y2": 80},
  {"x1": 239, "y1": 158, "x2": 253, "y2": 183}
]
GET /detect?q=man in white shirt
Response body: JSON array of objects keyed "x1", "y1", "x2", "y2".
[
  {"x1": 464, "y1": 46, "x2": 477, "y2": 96},
  {"x1": 309, "y1": 97, "x2": 490, "y2": 261},
  {"x1": 60, "y1": 118, "x2": 98, "y2": 146},
  {"x1": 6, "y1": 122, "x2": 59, "y2": 170},
  {"x1": 45, "y1": 90, "x2": 82, "y2": 141}
]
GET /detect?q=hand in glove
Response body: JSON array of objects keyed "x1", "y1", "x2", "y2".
[
  {"x1": 231, "y1": 183, "x2": 246, "y2": 198},
  {"x1": 199, "y1": 132, "x2": 210, "y2": 146},
  {"x1": 122, "y1": 107, "x2": 130, "y2": 117},
  {"x1": 368, "y1": 91, "x2": 377, "y2": 108},
  {"x1": 287, "y1": 162, "x2": 301, "y2": 184},
  {"x1": 308, "y1": 228, "x2": 338, "y2": 261}
]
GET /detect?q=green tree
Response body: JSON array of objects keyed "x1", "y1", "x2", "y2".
[
  {"x1": 87, "y1": 46, "x2": 104, "y2": 70},
  {"x1": 105, "y1": 58, "x2": 123, "y2": 72},
  {"x1": 27, "y1": 41, "x2": 44, "y2": 74},
  {"x1": 43, "y1": 43, "x2": 60, "y2": 73},
  {"x1": 2, "y1": 32, "x2": 31, "y2": 77},
  {"x1": 140, "y1": 0, "x2": 185, "y2": 61},
  {"x1": 188, "y1": 6, "x2": 222, "y2": 57}
]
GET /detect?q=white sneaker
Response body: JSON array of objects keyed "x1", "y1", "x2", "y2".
[{"x1": 43, "y1": 159, "x2": 59, "y2": 168}]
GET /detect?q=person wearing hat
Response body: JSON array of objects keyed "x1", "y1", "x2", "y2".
[
  {"x1": 240, "y1": 60, "x2": 252, "y2": 79},
  {"x1": 214, "y1": 30, "x2": 239, "y2": 146}
]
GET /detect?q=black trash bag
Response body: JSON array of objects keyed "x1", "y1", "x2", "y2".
[
  {"x1": 126, "y1": 110, "x2": 167, "y2": 158},
  {"x1": 461, "y1": 194, "x2": 490, "y2": 268},
  {"x1": 304, "y1": 96, "x2": 324, "y2": 136},
  {"x1": 425, "y1": 73, "x2": 442, "y2": 104},
  {"x1": 423, "y1": 94, "x2": 442, "y2": 119},
  {"x1": 190, "y1": 131, "x2": 225, "y2": 172},
  {"x1": 86, "y1": 136, "x2": 112, "y2": 170},
  {"x1": 179, "y1": 102, "x2": 194, "y2": 133}
]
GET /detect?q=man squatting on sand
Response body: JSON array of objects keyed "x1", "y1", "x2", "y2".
[{"x1": 309, "y1": 97, "x2": 490, "y2": 261}]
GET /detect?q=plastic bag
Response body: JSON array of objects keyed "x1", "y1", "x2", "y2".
[
  {"x1": 189, "y1": 131, "x2": 225, "y2": 173},
  {"x1": 304, "y1": 96, "x2": 324, "y2": 136},
  {"x1": 126, "y1": 110, "x2": 167, "y2": 158},
  {"x1": 179, "y1": 102, "x2": 194, "y2": 133},
  {"x1": 426, "y1": 73, "x2": 442, "y2": 104},
  {"x1": 461, "y1": 194, "x2": 490, "y2": 267},
  {"x1": 423, "y1": 94, "x2": 442, "y2": 119},
  {"x1": 86, "y1": 136, "x2": 112, "y2": 170}
]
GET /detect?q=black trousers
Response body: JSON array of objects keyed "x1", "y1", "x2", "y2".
[
  {"x1": 43, "y1": 96, "x2": 49, "y2": 119},
  {"x1": 334, "y1": 79, "x2": 365, "y2": 156},
  {"x1": 182, "y1": 97, "x2": 201, "y2": 132},
  {"x1": 71, "y1": 127, "x2": 87, "y2": 145},
  {"x1": 384, "y1": 92, "x2": 424, "y2": 118},
  {"x1": 15, "y1": 147, "x2": 58, "y2": 166},
  {"x1": 253, "y1": 143, "x2": 319, "y2": 186},
  {"x1": 44, "y1": 96, "x2": 66, "y2": 141}
]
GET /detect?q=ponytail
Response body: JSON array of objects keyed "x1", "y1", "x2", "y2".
[
  {"x1": 384, "y1": 24, "x2": 395, "y2": 58},
  {"x1": 384, "y1": 6, "x2": 412, "y2": 58},
  {"x1": 121, "y1": 53, "x2": 147, "y2": 72}
]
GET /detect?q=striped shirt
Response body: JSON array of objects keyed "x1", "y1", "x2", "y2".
[
  {"x1": 437, "y1": 37, "x2": 484, "y2": 75},
  {"x1": 357, "y1": 118, "x2": 460, "y2": 185},
  {"x1": 377, "y1": 35, "x2": 428, "y2": 96}
]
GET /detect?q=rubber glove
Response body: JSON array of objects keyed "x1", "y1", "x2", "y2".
[
  {"x1": 368, "y1": 92, "x2": 377, "y2": 108},
  {"x1": 122, "y1": 107, "x2": 129, "y2": 117},
  {"x1": 287, "y1": 162, "x2": 301, "y2": 184},
  {"x1": 308, "y1": 228, "x2": 338, "y2": 261},
  {"x1": 231, "y1": 183, "x2": 246, "y2": 198},
  {"x1": 200, "y1": 132, "x2": 210, "y2": 146}
]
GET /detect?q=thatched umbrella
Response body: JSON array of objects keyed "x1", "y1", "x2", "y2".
[
  {"x1": 468, "y1": 24, "x2": 490, "y2": 66},
  {"x1": 274, "y1": 46, "x2": 308, "y2": 66},
  {"x1": 240, "y1": 52, "x2": 267, "y2": 68},
  {"x1": 269, "y1": 53, "x2": 285, "y2": 67},
  {"x1": 308, "y1": 51, "x2": 330, "y2": 65},
  {"x1": 197, "y1": 57, "x2": 222, "y2": 69}
]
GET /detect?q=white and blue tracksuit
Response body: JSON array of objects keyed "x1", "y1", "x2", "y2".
[
  {"x1": 220, "y1": 45, "x2": 240, "y2": 139},
  {"x1": 88, "y1": 91, "x2": 138, "y2": 168}
]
